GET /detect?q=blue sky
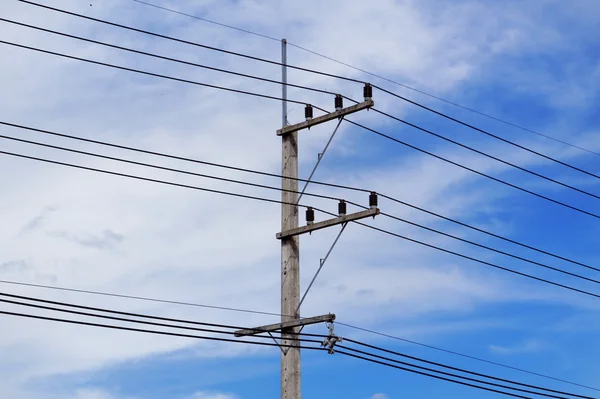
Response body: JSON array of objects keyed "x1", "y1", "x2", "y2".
[{"x1": 0, "y1": 0, "x2": 599, "y2": 398}]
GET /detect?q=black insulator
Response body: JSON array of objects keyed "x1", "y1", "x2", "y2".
[
  {"x1": 363, "y1": 83, "x2": 373, "y2": 100},
  {"x1": 338, "y1": 200, "x2": 347, "y2": 216},
  {"x1": 335, "y1": 94, "x2": 343, "y2": 110},
  {"x1": 306, "y1": 207, "x2": 315, "y2": 224},
  {"x1": 305, "y1": 104, "x2": 313, "y2": 120},
  {"x1": 369, "y1": 192, "x2": 378, "y2": 208}
]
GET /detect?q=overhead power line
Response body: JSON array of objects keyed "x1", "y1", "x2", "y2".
[
  {"x1": 6, "y1": 129, "x2": 598, "y2": 285},
  {"x1": 337, "y1": 350, "x2": 532, "y2": 399},
  {"x1": 0, "y1": 149, "x2": 321, "y2": 211},
  {"x1": 0, "y1": 18, "x2": 337, "y2": 98},
  {"x1": 346, "y1": 120, "x2": 600, "y2": 221},
  {"x1": 340, "y1": 339, "x2": 592, "y2": 399},
  {"x1": 374, "y1": 85, "x2": 600, "y2": 177},
  {"x1": 128, "y1": 0, "x2": 600, "y2": 158},
  {"x1": 337, "y1": 322, "x2": 600, "y2": 393},
  {"x1": 1, "y1": 278, "x2": 594, "y2": 393},
  {"x1": 0, "y1": 133, "x2": 347, "y2": 205},
  {"x1": 1, "y1": 120, "x2": 593, "y2": 272},
  {"x1": 0, "y1": 40, "x2": 328, "y2": 113},
  {"x1": 370, "y1": 108, "x2": 600, "y2": 201}
]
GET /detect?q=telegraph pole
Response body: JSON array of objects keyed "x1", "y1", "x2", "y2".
[
  {"x1": 280, "y1": 38, "x2": 302, "y2": 399},
  {"x1": 235, "y1": 40, "x2": 378, "y2": 399}
]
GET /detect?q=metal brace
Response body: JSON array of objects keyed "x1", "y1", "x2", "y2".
[{"x1": 321, "y1": 322, "x2": 342, "y2": 354}]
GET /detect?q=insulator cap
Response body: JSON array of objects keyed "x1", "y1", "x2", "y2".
[
  {"x1": 363, "y1": 83, "x2": 373, "y2": 100},
  {"x1": 335, "y1": 94, "x2": 343, "y2": 110},
  {"x1": 306, "y1": 207, "x2": 315, "y2": 224},
  {"x1": 369, "y1": 191, "x2": 378, "y2": 209},
  {"x1": 338, "y1": 200, "x2": 347, "y2": 216},
  {"x1": 305, "y1": 104, "x2": 313, "y2": 120}
]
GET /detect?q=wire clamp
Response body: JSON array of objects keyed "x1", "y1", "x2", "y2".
[{"x1": 321, "y1": 321, "x2": 342, "y2": 354}]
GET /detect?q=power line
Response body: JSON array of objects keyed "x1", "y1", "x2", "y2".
[
  {"x1": 0, "y1": 279, "x2": 286, "y2": 318},
  {"x1": 1, "y1": 277, "x2": 592, "y2": 393},
  {"x1": 0, "y1": 120, "x2": 370, "y2": 194},
  {"x1": 0, "y1": 133, "x2": 346, "y2": 205},
  {"x1": 346, "y1": 120, "x2": 600, "y2": 220},
  {"x1": 340, "y1": 340, "x2": 592, "y2": 399},
  {"x1": 374, "y1": 85, "x2": 600, "y2": 177},
  {"x1": 127, "y1": 0, "x2": 600, "y2": 158},
  {"x1": 378, "y1": 193, "x2": 599, "y2": 273},
  {"x1": 7, "y1": 128, "x2": 597, "y2": 283},
  {"x1": 0, "y1": 40, "x2": 327, "y2": 112},
  {"x1": 337, "y1": 322, "x2": 600, "y2": 393},
  {"x1": 370, "y1": 108, "x2": 600, "y2": 201},
  {"x1": 16, "y1": 0, "x2": 362, "y2": 84},
  {"x1": 2, "y1": 120, "x2": 593, "y2": 272},
  {"x1": 350, "y1": 219, "x2": 600, "y2": 300},
  {"x1": 0, "y1": 18, "x2": 337, "y2": 99},
  {"x1": 337, "y1": 350, "x2": 533, "y2": 399},
  {"x1": 0, "y1": 149, "x2": 318, "y2": 210},
  {"x1": 0, "y1": 308, "x2": 325, "y2": 351},
  {"x1": 0, "y1": 291, "x2": 324, "y2": 341}
]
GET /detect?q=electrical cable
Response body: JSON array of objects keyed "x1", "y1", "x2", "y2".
[
  {"x1": 346, "y1": 120, "x2": 600, "y2": 220},
  {"x1": 336, "y1": 349, "x2": 533, "y2": 399},
  {"x1": 0, "y1": 40, "x2": 327, "y2": 112},
  {"x1": 0, "y1": 291, "x2": 325, "y2": 341},
  {"x1": 369, "y1": 108, "x2": 600, "y2": 201},
  {"x1": 0, "y1": 18, "x2": 337, "y2": 98},
  {"x1": 0, "y1": 134, "x2": 345, "y2": 204},
  {"x1": 0, "y1": 149, "x2": 317, "y2": 210},
  {"x1": 339, "y1": 340, "x2": 591, "y2": 399},
  {"x1": 350, "y1": 219, "x2": 600, "y2": 300},
  {"x1": 374, "y1": 85, "x2": 600, "y2": 179},
  {"x1": 127, "y1": 0, "x2": 600, "y2": 158},
  {"x1": 0, "y1": 309, "x2": 325, "y2": 351},
  {"x1": 1, "y1": 120, "x2": 594, "y2": 272},
  {"x1": 337, "y1": 322, "x2": 600, "y2": 393}
]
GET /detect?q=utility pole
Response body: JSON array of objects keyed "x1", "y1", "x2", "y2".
[
  {"x1": 279, "y1": 38, "x2": 302, "y2": 399},
  {"x1": 234, "y1": 40, "x2": 379, "y2": 399}
]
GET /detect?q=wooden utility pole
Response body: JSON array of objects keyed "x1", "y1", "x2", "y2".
[
  {"x1": 235, "y1": 40, "x2": 377, "y2": 399},
  {"x1": 280, "y1": 38, "x2": 302, "y2": 399}
]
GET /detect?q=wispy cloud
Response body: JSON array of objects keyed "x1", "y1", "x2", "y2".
[{"x1": 488, "y1": 340, "x2": 544, "y2": 355}]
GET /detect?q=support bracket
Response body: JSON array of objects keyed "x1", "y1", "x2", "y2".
[
  {"x1": 277, "y1": 208, "x2": 379, "y2": 240},
  {"x1": 276, "y1": 100, "x2": 374, "y2": 136},
  {"x1": 234, "y1": 313, "x2": 336, "y2": 337}
]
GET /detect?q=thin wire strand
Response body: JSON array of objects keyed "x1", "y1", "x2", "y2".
[
  {"x1": 0, "y1": 120, "x2": 369, "y2": 194},
  {"x1": 339, "y1": 341, "x2": 591, "y2": 399},
  {"x1": 1, "y1": 121, "x2": 593, "y2": 272},
  {"x1": 370, "y1": 108, "x2": 600, "y2": 201},
  {"x1": 351, "y1": 220, "x2": 600, "y2": 300},
  {"x1": 16, "y1": 1, "x2": 362, "y2": 84},
  {"x1": 374, "y1": 85, "x2": 600, "y2": 177},
  {"x1": 0, "y1": 134, "x2": 344, "y2": 204},
  {"x1": 0, "y1": 40, "x2": 323, "y2": 111},
  {"x1": 0, "y1": 309, "x2": 326, "y2": 351},
  {"x1": 336, "y1": 322, "x2": 600, "y2": 392},
  {"x1": 0, "y1": 150, "x2": 314, "y2": 210},
  {"x1": 346, "y1": 120, "x2": 600, "y2": 220},
  {"x1": 336, "y1": 350, "x2": 533, "y2": 399},
  {"x1": 0, "y1": 18, "x2": 336, "y2": 99},
  {"x1": 0, "y1": 291, "x2": 325, "y2": 340},
  {"x1": 125, "y1": 0, "x2": 600, "y2": 158}
]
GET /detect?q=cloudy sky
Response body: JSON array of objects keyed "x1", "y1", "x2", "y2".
[{"x1": 1, "y1": 0, "x2": 599, "y2": 398}]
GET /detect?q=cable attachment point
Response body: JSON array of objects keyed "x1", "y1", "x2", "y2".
[
  {"x1": 322, "y1": 321, "x2": 342, "y2": 354},
  {"x1": 338, "y1": 200, "x2": 347, "y2": 216},
  {"x1": 369, "y1": 191, "x2": 378, "y2": 210},
  {"x1": 306, "y1": 207, "x2": 315, "y2": 226},
  {"x1": 363, "y1": 83, "x2": 373, "y2": 102},
  {"x1": 335, "y1": 94, "x2": 343, "y2": 111},
  {"x1": 305, "y1": 104, "x2": 313, "y2": 121}
]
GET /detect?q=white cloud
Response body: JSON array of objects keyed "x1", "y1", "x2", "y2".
[
  {"x1": 488, "y1": 340, "x2": 544, "y2": 356},
  {"x1": 0, "y1": 0, "x2": 598, "y2": 397},
  {"x1": 188, "y1": 392, "x2": 239, "y2": 399},
  {"x1": 369, "y1": 394, "x2": 389, "y2": 399}
]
